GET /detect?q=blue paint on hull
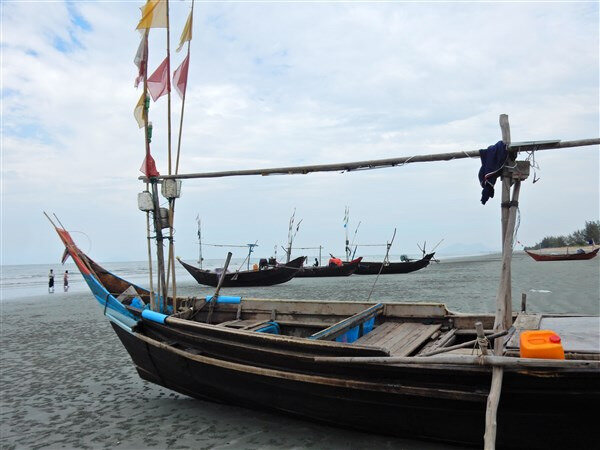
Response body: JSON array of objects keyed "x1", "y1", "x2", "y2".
[{"x1": 81, "y1": 273, "x2": 139, "y2": 329}]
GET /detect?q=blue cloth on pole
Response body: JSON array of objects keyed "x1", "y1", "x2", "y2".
[{"x1": 478, "y1": 141, "x2": 508, "y2": 205}]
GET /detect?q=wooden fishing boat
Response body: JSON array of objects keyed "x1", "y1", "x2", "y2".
[
  {"x1": 525, "y1": 248, "x2": 599, "y2": 262},
  {"x1": 295, "y1": 257, "x2": 363, "y2": 277},
  {"x1": 178, "y1": 256, "x2": 306, "y2": 287},
  {"x1": 356, "y1": 253, "x2": 435, "y2": 275},
  {"x1": 49, "y1": 225, "x2": 600, "y2": 449}
]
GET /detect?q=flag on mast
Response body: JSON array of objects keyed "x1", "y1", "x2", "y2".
[
  {"x1": 136, "y1": 0, "x2": 168, "y2": 30},
  {"x1": 133, "y1": 33, "x2": 148, "y2": 88},
  {"x1": 140, "y1": 153, "x2": 160, "y2": 178},
  {"x1": 172, "y1": 54, "x2": 189, "y2": 99},
  {"x1": 176, "y1": 11, "x2": 193, "y2": 52},
  {"x1": 134, "y1": 92, "x2": 147, "y2": 128},
  {"x1": 147, "y1": 56, "x2": 170, "y2": 101}
]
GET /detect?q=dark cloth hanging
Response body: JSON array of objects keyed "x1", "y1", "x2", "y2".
[{"x1": 478, "y1": 141, "x2": 508, "y2": 204}]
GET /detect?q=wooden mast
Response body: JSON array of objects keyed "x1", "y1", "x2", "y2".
[
  {"x1": 484, "y1": 114, "x2": 528, "y2": 450},
  {"x1": 140, "y1": 30, "x2": 156, "y2": 311}
]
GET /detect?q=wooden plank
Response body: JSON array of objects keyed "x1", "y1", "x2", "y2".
[
  {"x1": 506, "y1": 313, "x2": 542, "y2": 348},
  {"x1": 354, "y1": 322, "x2": 442, "y2": 357},
  {"x1": 353, "y1": 322, "x2": 401, "y2": 347},
  {"x1": 310, "y1": 303, "x2": 384, "y2": 341},
  {"x1": 419, "y1": 329, "x2": 457, "y2": 354},
  {"x1": 389, "y1": 324, "x2": 442, "y2": 356}
]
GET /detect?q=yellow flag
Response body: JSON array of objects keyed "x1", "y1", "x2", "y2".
[
  {"x1": 136, "y1": 0, "x2": 167, "y2": 30},
  {"x1": 176, "y1": 11, "x2": 193, "y2": 52},
  {"x1": 134, "y1": 92, "x2": 147, "y2": 128}
]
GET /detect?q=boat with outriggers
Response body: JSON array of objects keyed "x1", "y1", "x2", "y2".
[{"x1": 46, "y1": 1, "x2": 600, "y2": 448}]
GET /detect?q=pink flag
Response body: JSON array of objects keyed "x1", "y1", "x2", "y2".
[
  {"x1": 147, "y1": 57, "x2": 170, "y2": 101},
  {"x1": 140, "y1": 153, "x2": 160, "y2": 178},
  {"x1": 134, "y1": 34, "x2": 148, "y2": 88},
  {"x1": 172, "y1": 54, "x2": 189, "y2": 99}
]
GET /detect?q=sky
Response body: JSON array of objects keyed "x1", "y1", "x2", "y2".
[{"x1": 1, "y1": 0, "x2": 599, "y2": 265}]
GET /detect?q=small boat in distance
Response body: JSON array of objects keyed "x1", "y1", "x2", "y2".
[
  {"x1": 525, "y1": 247, "x2": 599, "y2": 262},
  {"x1": 296, "y1": 257, "x2": 363, "y2": 277},
  {"x1": 356, "y1": 253, "x2": 435, "y2": 275},
  {"x1": 178, "y1": 256, "x2": 306, "y2": 287}
]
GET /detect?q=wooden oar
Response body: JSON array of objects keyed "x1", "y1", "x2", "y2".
[{"x1": 206, "y1": 252, "x2": 232, "y2": 324}]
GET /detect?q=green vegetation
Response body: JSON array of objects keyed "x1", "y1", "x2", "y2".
[{"x1": 526, "y1": 221, "x2": 600, "y2": 249}]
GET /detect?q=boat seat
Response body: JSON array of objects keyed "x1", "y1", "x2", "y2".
[
  {"x1": 354, "y1": 322, "x2": 442, "y2": 356},
  {"x1": 309, "y1": 303, "x2": 384, "y2": 341},
  {"x1": 217, "y1": 319, "x2": 272, "y2": 330}
]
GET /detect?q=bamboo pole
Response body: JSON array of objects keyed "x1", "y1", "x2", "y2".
[
  {"x1": 139, "y1": 30, "x2": 156, "y2": 311},
  {"x1": 143, "y1": 138, "x2": 600, "y2": 181},
  {"x1": 175, "y1": 1, "x2": 194, "y2": 175},
  {"x1": 151, "y1": 181, "x2": 168, "y2": 311},
  {"x1": 485, "y1": 114, "x2": 519, "y2": 450}
]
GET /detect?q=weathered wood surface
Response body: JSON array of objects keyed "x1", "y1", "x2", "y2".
[
  {"x1": 485, "y1": 367, "x2": 503, "y2": 450},
  {"x1": 419, "y1": 327, "x2": 513, "y2": 357},
  {"x1": 418, "y1": 328, "x2": 457, "y2": 354},
  {"x1": 506, "y1": 313, "x2": 542, "y2": 348},
  {"x1": 313, "y1": 354, "x2": 600, "y2": 369},
  {"x1": 354, "y1": 322, "x2": 442, "y2": 356}
]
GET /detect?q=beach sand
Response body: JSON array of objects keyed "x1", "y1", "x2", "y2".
[{"x1": 1, "y1": 292, "x2": 458, "y2": 449}]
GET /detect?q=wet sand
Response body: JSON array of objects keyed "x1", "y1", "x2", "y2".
[{"x1": 1, "y1": 292, "x2": 459, "y2": 449}]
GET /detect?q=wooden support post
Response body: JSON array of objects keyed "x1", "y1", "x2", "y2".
[
  {"x1": 475, "y1": 321, "x2": 489, "y2": 356},
  {"x1": 206, "y1": 252, "x2": 232, "y2": 324},
  {"x1": 521, "y1": 293, "x2": 527, "y2": 313},
  {"x1": 151, "y1": 181, "x2": 168, "y2": 312},
  {"x1": 485, "y1": 114, "x2": 519, "y2": 450}
]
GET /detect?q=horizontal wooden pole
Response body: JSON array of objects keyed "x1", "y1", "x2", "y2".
[
  {"x1": 314, "y1": 354, "x2": 600, "y2": 369},
  {"x1": 141, "y1": 138, "x2": 599, "y2": 181}
]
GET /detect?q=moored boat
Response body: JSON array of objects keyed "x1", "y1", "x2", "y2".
[
  {"x1": 356, "y1": 253, "x2": 435, "y2": 275},
  {"x1": 49, "y1": 225, "x2": 600, "y2": 449},
  {"x1": 525, "y1": 247, "x2": 599, "y2": 261},
  {"x1": 296, "y1": 257, "x2": 363, "y2": 277},
  {"x1": 178, "y1": 256, "x2": 305, "y2": 287}
]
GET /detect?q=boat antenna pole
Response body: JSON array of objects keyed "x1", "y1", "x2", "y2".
[
  {"x1": 367, "y1": 228, "x2": 396, "y2": 301},
  {"x1": 197, "y1": 215, "x2": 203, "y2": 268},
  {"x1": 350, "y1": 220, "x2": 361, "y2": 260},
  {"x1": 344, "y1": 206, "x2": 350, "y2": 261},
  {"x1": 286, "y1": 209, "x2": 302, "y2": 263}
]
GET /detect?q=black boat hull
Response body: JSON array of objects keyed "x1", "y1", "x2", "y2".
[
  {"x1": 178, "y1": 256, "x2": 305, "y2": 287},
  {"x1": 112, "y1": 322, "x2": 600, "y2": 449},
  {"x1": 356, "y1": 253, "x2": 435, "y2": 275}
]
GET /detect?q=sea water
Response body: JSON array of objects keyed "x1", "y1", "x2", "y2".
[
  {"x1": 3, "y1": 252, "x2": 598, "y2": 314},
  {"x1": 1, "y1": 253, "x2": 598, "y2": 449}
]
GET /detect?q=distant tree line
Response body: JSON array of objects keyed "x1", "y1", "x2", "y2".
[{"x1": 525, "y1": 220, "x2": 600, "y2": 249}]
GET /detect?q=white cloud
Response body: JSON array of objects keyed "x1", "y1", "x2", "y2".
[{"x1": 1, "y1": 1, "x2": 598, "y2": 264}]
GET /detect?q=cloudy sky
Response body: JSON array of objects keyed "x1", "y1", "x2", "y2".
[{"x1": 2, "y1": 0, "x2": 598, "y2": 265}]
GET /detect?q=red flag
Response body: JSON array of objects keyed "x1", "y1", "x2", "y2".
[
  {"x1": 173, "y1": 54, "x2": 189, "y2": 99},
  {"x1": 140, "y1": 153, "x2": 160, "y2": 177},
  {"x1": 147, "y1": 57, "x2": 170, "y2": 101}
]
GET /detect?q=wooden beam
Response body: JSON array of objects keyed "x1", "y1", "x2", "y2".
[
  {"x1": 313, "y1": 354, "x2": 600, "y2": 369},
  {"x1": 142, "y1": 138, "x2": 599, "y2": 181},
  {"x1": 309, "y1": 303, "x2": 384, "y2": 341}
]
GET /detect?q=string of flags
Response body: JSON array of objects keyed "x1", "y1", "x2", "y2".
[{"x1": 132, "y1": 0, "x2": 193, "y2": 177}]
